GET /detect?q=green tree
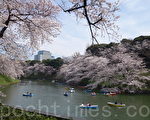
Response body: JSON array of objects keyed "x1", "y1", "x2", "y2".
[
  {"x1": 42, "y1": 58, "x2": 64, "y2": 69},
  {"x1": 26, "y1": 60, "x2": 41, "y2": 66}
]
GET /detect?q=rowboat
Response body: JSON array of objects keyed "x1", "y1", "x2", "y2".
[
  {"x1": 80, "y1": 104, "x2": 98, "y2": 109},
  {"x1": 22, "y1": 93, "x2": 33, "y2": 97},
  {"x1": 85, "y1": 89, "x2": 92, "y2": 93},
  {"x1": 107, "y1": 102, "x2": 125, "y2": 107},
  {"x1": 104, "y1": 92, "x2": 117, "y2": 96}
]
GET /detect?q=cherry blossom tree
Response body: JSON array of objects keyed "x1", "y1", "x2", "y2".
[
  {"x1": 23, "y1": 63, "x2": 56, "y2": 78},
  {"x1": 0, "y1": 55, "x2": 23, "y2": 78},
  {"x1": 58, "y1": 43, "x2": 146, "y2": 91},
  {"x1": 0, "y1": 0, "x2": 60, "y2": 78},
  {"x1": 0, "y1": 0, "x2": 60, "y2": 56}
]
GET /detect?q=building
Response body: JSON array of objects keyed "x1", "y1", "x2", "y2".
[{"x1": 34, "y1": 50, "x2": 54, "y2": 61}]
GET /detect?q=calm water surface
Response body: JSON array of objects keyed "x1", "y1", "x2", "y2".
[{"x1": 1, "y1": 80, "x2": 150, "y2": 120}]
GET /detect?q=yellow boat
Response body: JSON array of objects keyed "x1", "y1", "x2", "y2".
[{"x1": 107, "y1": 102, "x2": 125, "y2": 107}]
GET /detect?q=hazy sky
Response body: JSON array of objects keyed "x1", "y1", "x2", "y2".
[{"x1": 33, "y1": 0, "x2": 150, "y2": 58}]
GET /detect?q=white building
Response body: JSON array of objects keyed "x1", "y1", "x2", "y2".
[{"x1": 34, "y1": 50, "x2": 54, "y2": 61}]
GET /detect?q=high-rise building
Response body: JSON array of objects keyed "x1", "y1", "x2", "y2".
[{"x1": 34, "y1": 50, "x2": 53, "y2": 61}]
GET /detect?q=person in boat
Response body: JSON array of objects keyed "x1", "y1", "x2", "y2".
[
  {"x1": 87, "y1": 103, "x2": 91, "y2": 106},
  {"x1": 64, "y1": 91, "x2": 68, "y2": 95},
  {"x1": 81, "y1": 103, "x2": 84, "y2": 106},
  {"x1": 91, "y1": 92, "x2": 96, "y2": 95}
]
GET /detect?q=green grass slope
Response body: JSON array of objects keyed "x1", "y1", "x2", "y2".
[
  {"x1": 0, "y1": 103, "x2": 69, "y2": 120},
  {"x1": 0, "y1": 74, "x2": 20, "y2": 85}
]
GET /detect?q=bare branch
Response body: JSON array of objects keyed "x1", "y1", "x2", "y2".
[{"x1": 59, "y1": 0, "x2": 120, "y2": 44}]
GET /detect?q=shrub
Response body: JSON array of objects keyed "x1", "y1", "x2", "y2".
[
  {"x1": 121, "y1": 39, "x2": 132, "y2": 44},
  {"x1": 133, "y1": 36, "x2": 150, "y2": 43}
]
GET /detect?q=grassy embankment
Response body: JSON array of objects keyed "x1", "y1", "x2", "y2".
[
  {"x1": 0, "y1": 103, "x2": 69, "y2": 120},
  {"x1": 0, "y1": 74, "x2": 20, "y2": 85}
]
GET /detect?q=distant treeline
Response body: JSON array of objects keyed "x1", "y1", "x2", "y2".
[{"x1": 26, "y1": 57, "x2": 64, "y2": 69}]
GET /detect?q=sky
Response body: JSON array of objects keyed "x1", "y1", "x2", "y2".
[{"x1": 33, "y1": 0, "x2": 150, "y2": 59}]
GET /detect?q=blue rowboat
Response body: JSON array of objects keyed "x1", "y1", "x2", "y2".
[
  {"x1": 80, "y1": 105, "x2": 98, "y2": 109},
  {"x1": 22, "y1": 94, "x2": 33, "y2": 97},
  {"x1": 85, "y1": 89, "x2": 92, "y2": 93}
]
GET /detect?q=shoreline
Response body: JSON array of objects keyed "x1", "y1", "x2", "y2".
[
  {"x1": 0, "y1": 74, "x2": 20, "y2": 86},
  {"x1": 21, "y1": 79, "x2": 150, "y2": 95},
  {"x1": 0, "y1": 103, "x2": 71, "y2": 120},
  {"x1": 0, "y1": 80, "x2": 20, "y2": 86},
  {"x1": 0, "y1": 74, "x2": 20, "y2": 97}
]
